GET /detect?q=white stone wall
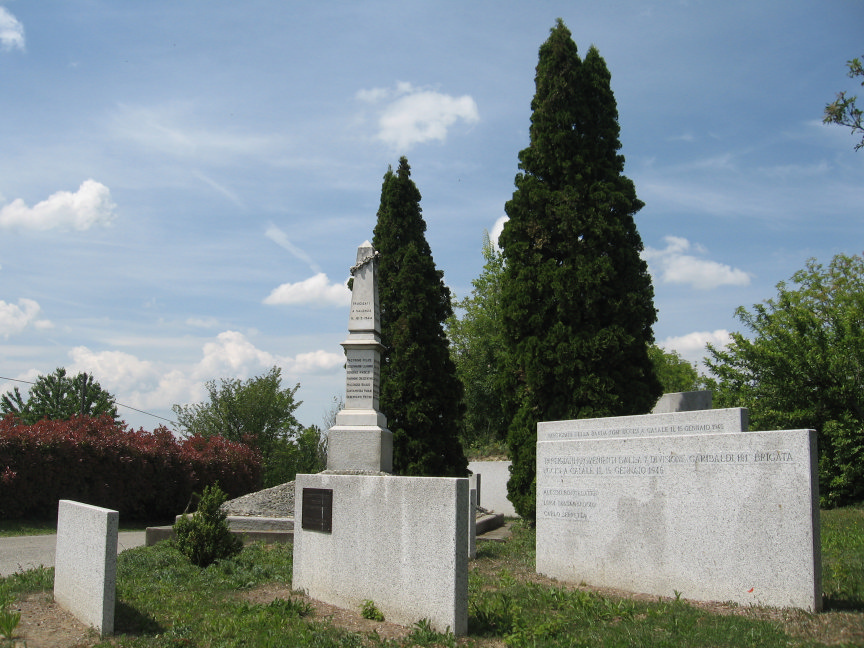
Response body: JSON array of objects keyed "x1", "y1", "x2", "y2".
[
  {"x1": 54, "y1": 500, "x2": 118, "y2": 635},
  {"x1": 536, "y1": 426, "x2": 822, "y2": 611},
  {"x1": 468, "y1": 461, "x2": 517, "y2": 517},
  {"x1": 292, "y1": 474, "x2": 469, "y2": 634}
]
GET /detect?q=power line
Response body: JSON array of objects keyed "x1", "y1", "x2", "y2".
[{"x1": 0, "y1": 375, "x2": 177, "y2": 426}]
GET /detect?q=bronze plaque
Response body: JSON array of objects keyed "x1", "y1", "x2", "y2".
[{"x1": 301, "y1": 488, "x2": 333, "y2": 533}]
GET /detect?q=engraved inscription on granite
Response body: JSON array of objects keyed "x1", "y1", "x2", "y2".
[
  {"x1": 538, "y1": 448, "x2": 795, "y2": 522},
  {"x1": 344, "y1": 348, "x2": 381, "y2": 410}
]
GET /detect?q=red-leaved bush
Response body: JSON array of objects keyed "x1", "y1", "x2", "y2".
[{"x1": 0, "y1": 415, "x2": 261, "y2": 520}]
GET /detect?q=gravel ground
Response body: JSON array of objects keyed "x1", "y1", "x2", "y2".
[{"x1": 221, "y1": 481, "x2": 296, "y2": 518}]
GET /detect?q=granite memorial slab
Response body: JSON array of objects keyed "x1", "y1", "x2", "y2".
[{"x1": 536, "y1": 421, "x2": 821, "y2": 611}]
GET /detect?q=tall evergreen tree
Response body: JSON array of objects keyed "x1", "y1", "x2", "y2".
[
  {"x1": 499, "y1": 20, "x2": 661, "y2": 520},
  {"x1": 373, "y1": 157, "x2": 468, "y2": 477}
]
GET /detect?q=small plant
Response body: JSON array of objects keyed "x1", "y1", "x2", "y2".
[
  {"x1": 267, "y1": 597, "x2": 313, "y2": 617},
  {"x1": 360, "y1": 599, "x2": 384, "y2": 621},
  {"x1": 408, "y1": 618, "x2": 456, "y2": 647},
  {"x1": 173, "y1": 482, "x2": 242, "y2": 567},
  {"x1": 0, "y1": 586, "x2": 21, "y2": 640}
]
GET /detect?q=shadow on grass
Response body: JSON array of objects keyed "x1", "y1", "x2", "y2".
[
  {"x1": 114, "y1": 600, "x2": 165, "y2": 635},
  {"x1": 823, "y1": 596, "x2": 864, "y2": 612}
]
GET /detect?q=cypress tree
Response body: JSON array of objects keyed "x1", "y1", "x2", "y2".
[
  {"x1": 500, "y1": 20, "x2": 662, "y2": 520},
  {"x1": 373, "y1": 157, "x2": 468, "y2": 477}
]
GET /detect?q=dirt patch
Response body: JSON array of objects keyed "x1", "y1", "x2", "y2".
[{"x1": 10, "y1": 592, "x2": 98, "y2": 648}]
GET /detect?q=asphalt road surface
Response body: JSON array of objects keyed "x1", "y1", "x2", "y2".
[{"x1": 0, "y1": 531, "x2": 146, "y2": 576}]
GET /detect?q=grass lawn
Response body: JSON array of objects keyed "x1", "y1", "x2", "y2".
[
  {"x1": 1, "y1": 506, "x2": 862, "y2": 647},
  {"x1": 0, "y1": 518, "x2": 172, "y2": 538}
]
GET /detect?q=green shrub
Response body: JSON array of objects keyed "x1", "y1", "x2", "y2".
[{"x1": 173, "y1": 483, "x2": 242, "y2": 567}]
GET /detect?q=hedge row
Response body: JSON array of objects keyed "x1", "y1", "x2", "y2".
[{"x1": 0, "y1": 415, "x2": 261, "y2": 520}]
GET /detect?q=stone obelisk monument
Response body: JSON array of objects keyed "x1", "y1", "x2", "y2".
[{"x1": 326, "y1": 241, "x2": 392, "y2": 473}]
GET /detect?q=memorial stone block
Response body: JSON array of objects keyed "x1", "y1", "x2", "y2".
[
  {"x1": 536, "y1": 414, "x2": 821, "y2": 611},
  {"x1": 54, "y1": 500, "x2": 118, "y2": 635}
]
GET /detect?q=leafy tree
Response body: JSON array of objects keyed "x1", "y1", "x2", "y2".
[
  {"x1": 1, "y1": 368, "x2": 118, "y2": 425},
  {"x1": 824, "y1": 55, "x2": 864, "y2": 151},
  {"x1": 172, "y1": 366, "x2": 303, "y2": 487},
  {"x1": 265, "y1": 425, "x2": 327, "y2": 484},
  {"x1": 648, "y1": 345, "x2": 702, "y2": 393},
  {"x1": 446, "y1": 232, "x2": 510, "y2": 454},
  {"x1": 705, "y1": 253, "x2": 864, "y2": 507},
  {"x1": 499, "y1": 20, "x2": 662, "y2": 520},
  {"x1": 372, "y1": 157, "x2": 468, "y2": 477}
]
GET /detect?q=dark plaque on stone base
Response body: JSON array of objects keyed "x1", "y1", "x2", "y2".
[{"x1": 302, "y1": 488, "x2": 333, "y2": 533}]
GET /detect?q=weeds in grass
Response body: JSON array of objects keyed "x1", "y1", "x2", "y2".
[
  {"x1": 360, "y1": 599, "x2": 384, "y2": 621},
  {"x1": 406, "y1": 618, "x2": 456, "y2": 647},
  {"x1": 821, "y1": 504, "x2": 864, "y2": 608},
  {"x1": 0, "y1": 586, "x2": 20, "y2": 640}
]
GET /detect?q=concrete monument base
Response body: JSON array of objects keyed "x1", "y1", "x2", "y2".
[{"x1": 326, "y1": 426, "x2": 393, "y2": 473}]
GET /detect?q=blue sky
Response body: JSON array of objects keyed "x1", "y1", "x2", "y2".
[{"x1": 1, "y1": 1, "x2": 862, "y2": 432}]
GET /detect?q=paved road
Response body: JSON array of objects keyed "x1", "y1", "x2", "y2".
[{"x1": 0, "y1": 532, "x2": 146, "y2": 577}]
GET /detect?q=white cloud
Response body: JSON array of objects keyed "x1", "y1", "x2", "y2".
[
  {"x1": 290, "y1": 350, "x2": 344, "y2": 374},
  {"x1": 265, "y1": 224, "x2": 321, "y2": 273},
  {"x1": 490, "y1": 215, "x2": 508, "y2": 250},
  {"x1": 643, "y1": 236, "x2": 751, "y2": 289},
  {"x1": 0, "y1": 299, "x2": 52, "y2": 337},
  {"x1": 0, "y1": 7, "x2": 24, "y2": 52},
  {"x1": 263, "y1": 273, "x2": 351, "y2": 307},
  {"x1": 194, "y1": 330, "x2": 277, "y2": 379},
  {"x1": 110, "y1": 102, "x2": 273, "y2": 160},
  {"x1": 69, "y1": 347, "x2": 157, "y2": 393},
  {"x1": 0, "y1": 180, "x2": 117, "y2": 231},
  {"x1": 658, "y1": 329, "x2": 733, "y2": 365},
  {"x1": 357, "y1": 82, "x2": 479, "y2": 150},
  {"x1": 186, "y1": 317, "x2": 221, "y2": 329}
]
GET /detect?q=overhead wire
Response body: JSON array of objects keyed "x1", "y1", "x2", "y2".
[{"x1": 0, "y1": 375, "x2": 177, "y2": 426}]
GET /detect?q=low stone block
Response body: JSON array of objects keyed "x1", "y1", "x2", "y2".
[
  {"x1": 538, "y1": 407, "x2": 748, "y2": 442},
  {"x1": 293, "y1": 474, "x2": 469, "y2": 634},
  {"x1": 536, "y1": 428, "x2": 821, "y2": 611},
  {"x1": 54, "y1": 500, "x2": 118, "y2": 635},
  {"x1": 651, "y1": 390, "x2": 713, "y2": 413}
]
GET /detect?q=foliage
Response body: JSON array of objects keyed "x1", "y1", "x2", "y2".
[
  {"x1": 821, "y1": 503, "x2": 864, "y2": 608},
  {"x1": 0, "y1": 585, "x2": 20, "y2": 640},
  {"x1": 264, "y1": 425, "x2": 327, "y2": 485},
  {"x1": 648, "y1": 345, "x2": 703, "y2": 393},
  {"x1": 174, "y1": 482, "x2": 242, "y2": 567},
  {"x1": 360, "y1": 599, "x2": 384, "y2": 621},
  {"x1": 824, "y1": 55, "x2": 864, "y2": 151},
  {"x1": 407, "y1": 618, "x2": 456, "y2": 647},
  {"x1": 172, "y1": 366, "x2": 302, "y2": 486},
  {"x1": 1, "y1": 368, "x2": 118, "y2": 425},
  {"x1": 372, "y1": 157, "x2": 468, "y2": 477},
  {"x1": 0, "y1": 415, "x2": 260, "y2": 519},
  {"x1": 447, "y1": 232, "x2": 510, "y2": 453},
  {"x1": 499, "y1": 20, "x2": 661, "y2": 520},
  {"x1": 705, "y1": 253, "x2": 864, "y2": 507}
]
